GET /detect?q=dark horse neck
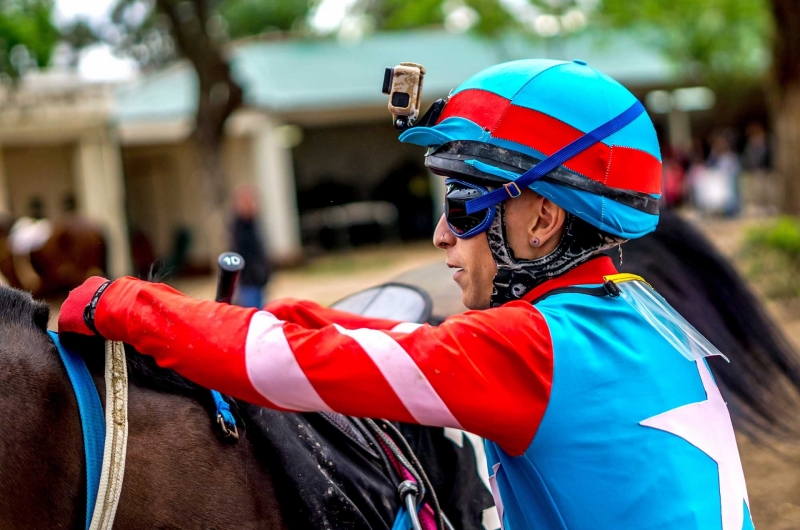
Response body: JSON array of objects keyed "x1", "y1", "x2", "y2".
[
  {"x1": 0, "y1": 310, "x2": 85, "y2": 528},
  {"x1": 0, "y1": 287, "x2": 284, "y2": 529}
]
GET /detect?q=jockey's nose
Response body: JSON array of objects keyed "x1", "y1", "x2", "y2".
[{"x1": 433, "y1": 215, "x2": 455, "y2": 249}]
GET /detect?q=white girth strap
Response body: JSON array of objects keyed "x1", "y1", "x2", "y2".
[{"x1": 89, "y1": 340, "x2": 129, "y2": 530}]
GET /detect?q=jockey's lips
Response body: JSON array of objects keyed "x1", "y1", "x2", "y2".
[{"x1": 447, "y1": 262, "x2": 465, "y2": 281}]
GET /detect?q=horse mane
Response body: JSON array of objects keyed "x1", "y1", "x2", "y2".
[
  {"x1": 64, "y1": 336, "x2": 235, "y2": 437},
  {"x1": 58, "y1": 335, "x2": 217, "y2": 403},
  {"x1": 0, "y1": 286, "x2": 51, "y2": 333},
  {"x1": 614, "y1": 211, "x2": 800, "y2": 442}
]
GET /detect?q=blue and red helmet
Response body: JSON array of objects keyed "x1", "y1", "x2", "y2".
[{"x1": 400, "y1": 59, "x2": 662, "y2": 239}]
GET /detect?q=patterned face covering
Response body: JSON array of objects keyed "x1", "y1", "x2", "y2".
[{"x1": 487, "y1": 204, "x2": 625, "y2": 307}]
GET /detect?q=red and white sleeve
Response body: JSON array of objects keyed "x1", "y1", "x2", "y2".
[{"x1": 96, "y1": 277, "x2": 554, "y2": 455}]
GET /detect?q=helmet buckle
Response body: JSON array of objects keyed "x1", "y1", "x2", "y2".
[{"x1": 504, "y1": 182, "x2": 522, "y2": 198}]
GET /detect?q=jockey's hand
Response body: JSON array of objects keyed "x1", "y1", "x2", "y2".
[{"x1": 58, "y1": 276, "x2": 112, "y2": 336}]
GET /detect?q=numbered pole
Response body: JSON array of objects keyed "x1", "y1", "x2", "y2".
[{"x1": 215, "y1": 252, "x2": 245, "y2": 304}]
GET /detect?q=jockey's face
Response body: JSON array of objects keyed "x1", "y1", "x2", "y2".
[
  {"x1": 434, "y1": 187, "x2": 566, "y2": 310},
  {"x1": 434, "y1": 214, "x2": 496, "y2": 310}
]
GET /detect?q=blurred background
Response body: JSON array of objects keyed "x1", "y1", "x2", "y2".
[{"x1": 3, "y1": 0, "x2": 800, "y2": 527}]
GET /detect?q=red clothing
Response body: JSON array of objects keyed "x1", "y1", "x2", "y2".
[{"x1": 94, "y1": 257, "x2": 617, "y2": 456}]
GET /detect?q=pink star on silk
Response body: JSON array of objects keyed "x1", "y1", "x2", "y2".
[{"x1": 640, "y1": 359, "x2": 751, "y2": 530}]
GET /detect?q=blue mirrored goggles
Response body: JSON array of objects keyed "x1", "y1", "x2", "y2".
[{"x1": 444, "y1": 178, "x2": 496, "y2": 239}]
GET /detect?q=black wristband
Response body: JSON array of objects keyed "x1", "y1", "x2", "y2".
[{"x1": 83, "y1": 280, "x2": 112, "y2": 335}]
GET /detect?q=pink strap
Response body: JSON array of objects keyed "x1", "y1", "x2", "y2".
[
  {"x1": 419, "y1": 504, "x2": 437, "y2": 529},
  {"x1": 377, "y1": 437, "x2": 438, "y2": 530}
]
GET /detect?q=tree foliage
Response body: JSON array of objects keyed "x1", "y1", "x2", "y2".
[
  {"x1": 219, "y1": 0, "x2": 311, "y2": 39},
  {"x1": 372, "y1": 0, "x2": 514, "y2": 36},
  {"x1": 109, "y1": 0, "x2": 182, "y2": 69},
  {"x1": 107, "y1": 0, "x2": 313, "y2": 70},
  {"x1": 363, "y1": 0, "x2": 773, "y2": 84},
  {"x1": 0, "y1": 0, "x2": 59, "y2": 78},
  {"x1": 598, "y1": 0, "x2": 772, "y2": 84}
]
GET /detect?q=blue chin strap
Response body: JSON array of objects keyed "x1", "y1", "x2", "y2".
[
  {"x1": 48, "y1": 331, "x2": 105, "y2": 530},
  {"x1": 465, "y1": 101, "x2": 645, "y2": 215}
]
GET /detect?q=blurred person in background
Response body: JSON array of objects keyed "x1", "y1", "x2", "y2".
[
  {"x1": 231, "y1": 183, "x2": 271, "y2": 308},
  {"x1": 661, "y1": 146, "x2": 687, "y2": 208},
  {"x1": 742, "y1": 122, "x2": 773, "y2": 214},
  {"x1": 707, "y1": 131, "x2": 742, "y2": 217},
  {"x1": 691, "y1": 132, "x2": 741, "y2": 217},
  {"x1": 685, "y1": 140, "x2": 708, "y2": 210}
]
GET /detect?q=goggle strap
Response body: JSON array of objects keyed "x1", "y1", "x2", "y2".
[{"x1": 465, "y1": 101, "x2": 646, "y2": 215}]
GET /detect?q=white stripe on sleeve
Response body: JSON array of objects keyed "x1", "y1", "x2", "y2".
[
  {"x1": 334, "y1": 324, "x2": 463, "y2": 429},
  {"x1": 390, "y1": 322, "x2": 425, "y2": 333},
  {"x1": 245, "y1": 311, "x2": 333, "y2": 412}
]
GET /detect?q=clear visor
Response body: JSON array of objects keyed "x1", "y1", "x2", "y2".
[{"x1": 615, "y1": 279, "x2": 729, "y2": 363}]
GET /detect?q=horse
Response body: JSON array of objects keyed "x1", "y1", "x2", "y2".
[
  {"x1": 0, "y1": 286, "x2": 492, "y2": 530},
  {"x1": 0, "y1": 214, "x2": 107, "y2": 298}
]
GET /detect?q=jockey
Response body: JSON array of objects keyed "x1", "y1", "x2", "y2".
[{"x1": 59, "y1": 59, "x2": 753, "y2": 529}]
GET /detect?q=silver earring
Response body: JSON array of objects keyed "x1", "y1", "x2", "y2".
[{"x1": 531, "y1": 237, "x2": 540, "y2": 247}]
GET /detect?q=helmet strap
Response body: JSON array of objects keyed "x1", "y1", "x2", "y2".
[{"x1": 487, "y1": 206, "x2": 626, "y2": 307}]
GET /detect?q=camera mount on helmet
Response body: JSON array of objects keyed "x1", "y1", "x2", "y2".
[
  {"x1": 383, "y1": 62, "x2": 426, "y2": 130},
  {"x1": 382, "y1": 62, "x2": 449, "y2": 132}
]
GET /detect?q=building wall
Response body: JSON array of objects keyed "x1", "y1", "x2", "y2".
[
  {"x1": 3, "y1": 144, "x2": 75, "y2": 218},
  {"x1": 292, "y1": 120, "x2": 436, "y2": 243},
  {"x1": 122, "y1": 136, "x2": 257, "y2": 265},
  {"x1": 292, "y1": 121, "x2": 428, "y2": 208},
  {"x1": 124, "y1": 141, "x2": 203, "y2": 262},
  {"x1": 120, "y1": 119, "x2": 435, "y2": 268},
  {"x1": 124, "y1": 146, "x2": 179, "y2": 258},
  {"x1": 225, "y1": 134, "x2": 256, "y2": 190}
]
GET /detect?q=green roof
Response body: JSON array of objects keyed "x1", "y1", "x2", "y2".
[{"x1": 115, "y1": 28, "x2": 676, "y2": 124}]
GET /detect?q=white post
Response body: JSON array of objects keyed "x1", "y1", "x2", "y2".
[
  {"x1": 73, "y1": 129, "x2": 132, "y2": 278},
  {"x1": 667, "y1": 109, "x2": 693, "y2": 153},
  {"x1": 0, "y1": 147, "x2": 9, "y2": 215},
  {"x1": 251, "y1": 117, "x2": 302, "y2": 263}
]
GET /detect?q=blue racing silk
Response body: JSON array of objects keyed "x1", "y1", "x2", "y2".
[{"x1": 484, "y1": 286, "x2": 755, "y2": 529}]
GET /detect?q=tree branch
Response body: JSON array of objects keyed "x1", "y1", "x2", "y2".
[
  {"x1": 155, "y1": 0, "x2": 243, "y2": 205},
  {"x1": 771, "y1": 0, "x2": 800, "y2": 93},
  {"x1": 156, "y1": 0, "x2": 243, "y2": 134}
]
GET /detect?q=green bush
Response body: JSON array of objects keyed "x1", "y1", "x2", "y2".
[{"x1": 744, "y1": 217, "x2": 800, "y2": 298}]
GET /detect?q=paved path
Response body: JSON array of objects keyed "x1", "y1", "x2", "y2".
[{"x1": 176, "y1": 242, "x2": 443, "y2": 307}]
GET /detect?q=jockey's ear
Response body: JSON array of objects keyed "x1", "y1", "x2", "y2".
[
  {"x1": 530, "y1": 196, "x2": 566, "y2": 248},
  {"x1": 504, "y1": 190, "x2": 567, "y2": 260}
]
